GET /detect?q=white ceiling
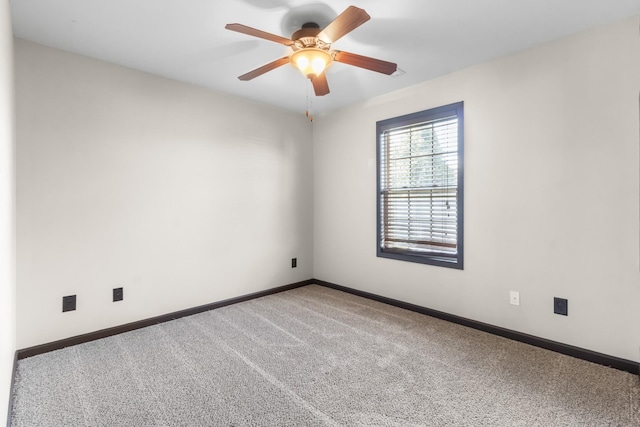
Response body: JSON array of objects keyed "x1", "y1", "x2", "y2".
[{"x1": 10, "y1": 0, "x2": 640, "y2": 115}]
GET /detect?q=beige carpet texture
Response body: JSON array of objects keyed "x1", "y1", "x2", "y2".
[{"x1": 10, "y1": 285, "x2": 640, "y2": 426}]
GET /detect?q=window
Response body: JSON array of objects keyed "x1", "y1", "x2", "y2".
[{"x1": 377, "y1": 102, "x2": 464, "y2": 269}]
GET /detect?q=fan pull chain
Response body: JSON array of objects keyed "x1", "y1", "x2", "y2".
[
  {"x1": 305, "y1": 80, "x2": 313, "y2": 122},
  {"x1": 305, "y1": 80, "x2": 309, "y2": 119},
  {"x1": 304, "y1": 79, "x2": 314, "y2": 122}
]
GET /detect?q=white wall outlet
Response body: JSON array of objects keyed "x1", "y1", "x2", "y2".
[{"x1": 510, "y1": 291, "x2": 520, "y2": 306}]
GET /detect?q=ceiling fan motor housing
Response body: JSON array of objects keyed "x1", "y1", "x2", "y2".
[{"x1": 291, "y1": 23, "x2": 328, "y2": 50}]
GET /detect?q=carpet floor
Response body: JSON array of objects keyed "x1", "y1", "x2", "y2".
[{"x1": 10, "y1": 284, "x2": 640, "y2": 426}]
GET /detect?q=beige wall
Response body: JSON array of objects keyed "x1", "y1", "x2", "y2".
[
  {"x1": 313, "y1": 16, "x2": 640, "y2": 361},
  {"x1": 0, "y1": 0, "x2": 14, "y2": 425},
  {"x1": 15, "y1": 39, "x2": 314, "y2": 349}
]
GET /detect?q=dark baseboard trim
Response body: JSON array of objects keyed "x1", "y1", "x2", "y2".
[
  {"x1": 17, "y1": 279, "x2": 313, "y2": 360},
  {"x1": 313, "y1": 279, "x2": 640, "y2": 375},
  {"x1": 6, "y1": 351, "x2": 17, "y2": 427}
]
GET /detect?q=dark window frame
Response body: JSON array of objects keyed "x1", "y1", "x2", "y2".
[{"x1": 376, "y1": 102, "x2": 464, "y2": 269}]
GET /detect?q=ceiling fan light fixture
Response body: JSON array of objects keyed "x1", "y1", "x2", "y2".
[{"x1": 291, "y1": 48, "x2": 332, "y2": 78}]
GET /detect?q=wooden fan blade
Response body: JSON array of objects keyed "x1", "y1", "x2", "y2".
[
  {"x1": 318, "y1": 6, "x2": 370, "y2": 44},
  {"x1": 238, "y1": 56, "x2": 290, "y2": 81},
  {"x1": 311, "y1": 73, "x2": 330, "y2": 96},
  {"x1": 334, "y1": 51, "x2": 397, "y2": 75},
  {"x1": 225, "y1": 23, "x2": 294, "y2": 46}
]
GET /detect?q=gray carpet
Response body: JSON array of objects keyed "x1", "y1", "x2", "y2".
[{"x1": 10, "y1": 285, "x2": 640, "y2": 426}]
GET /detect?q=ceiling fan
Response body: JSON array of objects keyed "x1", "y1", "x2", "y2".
[{"x1": 225, "y1": 5, "x2": 397, "y2": 96}]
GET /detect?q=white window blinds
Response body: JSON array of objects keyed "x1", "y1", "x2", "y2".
[{"x1": 377, "y1": 102, "x2": 463, "y2": 268}]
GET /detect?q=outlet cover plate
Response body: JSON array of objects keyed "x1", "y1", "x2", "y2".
[
  {"x1": 113, "y1": 287, "x2": 123, "y2": 302},
  {"x1": 509, "y1": 291, "x2": 520, "y2": 306},
  {"x1": 554, "y1": 297, "x2": 568, "y2": 316},
  {"x1": 62, "y1": 295, "x2": 76, "y2": 312},
  {"x1": 291, "y1": 258, "x2": 297, "y2": 268}
]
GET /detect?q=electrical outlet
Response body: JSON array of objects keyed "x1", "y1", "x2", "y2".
[
  {"x1": 113, "y1": 287, "x2": 123, "y2": 302},
  {"x1": 291, "y1": 258, "x2": 297, "y2": 268},
  {"x1": 509, "y1": 291, "x2": 520, "y2": 306},
  {"x1": 554, "y1": 297, "x2": 568, "y2": 316},
  {"x1": 62, "y1": 295, "x2": 76, "y2": 312}
]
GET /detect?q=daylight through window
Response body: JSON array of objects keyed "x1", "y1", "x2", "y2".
[{"x1": 377, "y1": 102, "x2": 464, "y2": 269}]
